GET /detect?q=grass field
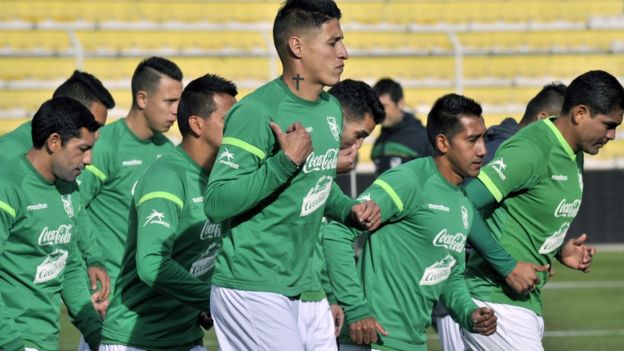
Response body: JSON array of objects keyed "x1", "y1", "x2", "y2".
[{"x1": 59, "y1": 250, "x2": 624, "y2": 350}]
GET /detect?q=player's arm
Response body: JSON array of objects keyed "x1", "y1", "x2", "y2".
[
  {"x1": 440, "y1": 258, "x2": 496, "y2": 336},
  {"x1": 135, "y1": 192, "x2": 211, "y2": 311},
  {"x1": 61, "y1": 240, "x2": 103, "y2": 350},
  {"x1": 324, "y1": 182, "x2": 357, "y2": 222},
  {"x1": 204, "y1": 104, "x2": 301, "y2": 223},
  {"x1": 0, "y1": 197, "x2": 25, "y2": 350},
  {"x1": 74, "y1": 205, "x2": 109, "y2": 302}
]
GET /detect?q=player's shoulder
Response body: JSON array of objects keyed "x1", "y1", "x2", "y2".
[
  {"x1": 379, "y1": 157, "x2": 433, "y2": 188},
  {"x1": 136, "y1": 149, "x2": 186, "y2": 193}
]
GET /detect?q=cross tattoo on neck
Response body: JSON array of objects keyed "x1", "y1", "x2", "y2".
[{"x1": 292, "y1": 74, "x2": 304, "y2": 90}]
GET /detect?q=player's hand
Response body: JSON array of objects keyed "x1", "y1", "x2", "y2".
[
  {"x1": 331, "y1": 304, "x2": 345, "y2": 337},
  {"x1": 269, "y1": 121, "x2": 312, "y2": 166},
  {"x1": 337, "y1": 144, "x2": 358, "y2": 173},
  {"x1": 350, "y1": 201, "x2": 381, "y2": 231},
  {"x1": 88, "y1": 265, "x2": 110, "y2": 302},
  {"x1": 90, "y1": 293, "x2": 109, "y2": 319},
  {"x1": 198, "y1": 312, "x2": 213, "y2": 330},
  {"x1": 505, "y1": 261, "x2": 549, "y2": 294},
  {"x1": 471, "y1": 307, "x2": 497, "y2": 335},
  {"x1": 349, "y1": 317, "x2": 388, "y2": 345},
  {"x1": 558, "y1": 233, "x2": 596, "y2": 272}
]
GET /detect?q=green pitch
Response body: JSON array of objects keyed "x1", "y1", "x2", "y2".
[{"x1": 59, "y1": 250, "x2": 624, "y2": 350}]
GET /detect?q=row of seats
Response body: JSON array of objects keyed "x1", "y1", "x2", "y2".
[
  {"x1": 1, "y1": 1, "x2": 621, "y2": 24},
  {"x1": 2, "y1": 29, "x2": 623, "y2": 54}
]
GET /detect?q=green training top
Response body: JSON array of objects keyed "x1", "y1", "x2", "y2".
[
  {"x1": 0, "y1": 121, "x2": 104, "y2": 268},
  {"x1": 466, "y1": 118, "x2": 583, "y2": 315},
  {"x1": 78, "y1": 119, "x2": 174, "y2": 292},
  {"x1": 204, "y1": 78, "x2": 356, "y2": 298},
  {"x1": 0, "y1": 156, "x2": 100, "y2": 351},
  {"x1": 324, "y1": 157, "x2": 479, "y2": 351},
  {"x1": 102, "y1": 146, "x2": 220, "y2": 350}
]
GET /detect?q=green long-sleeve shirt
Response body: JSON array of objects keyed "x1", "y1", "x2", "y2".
[
  {"x1": 102, "y1": 146, "x2": 219, "y2": 349},
  {"x1": 204, "y1": 78, "x2": 356, "y2": 298},
  {"x1": 0, "y1": 156, "x2": 100, "y2": 351}
]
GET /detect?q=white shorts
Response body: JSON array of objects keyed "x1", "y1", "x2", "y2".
[
  {"x1": 210, "y1": 286, "x2": 336, "y2": 351},
  {"x1": 436, "y1": 314, "x2": 466, "y2": 351},
  {"x1": 99, "y1": 345, "x2": 206, "y2": 351},
  {"x1": 461, "y1": 298, "x2": 544, "y2": 351}
]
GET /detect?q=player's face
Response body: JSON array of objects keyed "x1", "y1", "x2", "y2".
[
  {"x1": 301, "y1": 19, "x2": 349, "y2": 87},
  {"x1": 51, "y1": 127, "x2": 96, "y2": 182},
  {"x1": 378, "y1": 94, "x2": 403, "y2": 127},
  {"x1": 447, "y1": 115, "x2": 487, "y2": 179},
  {"x1": 576, "y1": 106, "x2": 623, "y2": 155},
  {"x1": 144, "y1": 76, "x2": 183, "y2": 134},
  {"x1": 201, "y1": 93, "x2": 237, "y2": 150},
  {"x1": 89, "y1": 101, "x2": 108, "y2": 126},
  {"x1": 341, "y1": 113, "x2": 376, "y2": 150}
]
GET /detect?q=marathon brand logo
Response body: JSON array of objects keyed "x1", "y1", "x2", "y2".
[
  {"x1": 34, "y1": 249, "x2": 68, "y2": 284},
  {"x1": 192, "y1": 196, "x2": 204, "y2": 204},
  {"x1": 61, "y1": 194, "x2": 73, "y2": 218},
  {"x1": 432, "y1": 229, "x2": 466, "y2": 253},
  {"x1": 200, "y1": 220, "x2": 221, "y2": 241},
  {"x1": 428, "y1": 204, "x2": 450, "y2": 212},
  {"x1": 539, "y1": 222, "x2": 570, "y2": 254},
  {"x1": 143, "y1": 210, "x2": 170, "y2": 228},
  {"x1": 303, "y1": 148, "x2": 338, "y2": 174},
  {"x1": 420, "y1": 254, "x2": 456, "y2": 286},
  {"x1": 38, "y1": 224, "x2": 73, "y2": 246},
  {"x1": 489, "y1": 158, "x2": 507, "y2": 180},
  {"x1": 326, "y1": 116, "x2": 340, "y2": 141},
  {"x1": 217, "y1": 148, "x2": 239, "y2": 169},
  {"x1": 357, "y1": 192, "x2": 372, "y2": 202},
  {"x1": 122, "y1": 159, "x2": 143, "y2": 167},
  {"x1": 551, "y1": 175, "x2": 568, "y2": 181},
  {"x1": 27, "y1": 203, "x2": 48, "y2": 211},
  {"x1": 554, "y1": 199, "x2": 581, "y2": 218},
  {"x1": 301, "y1": 176, "x2": 333, "y2": 216}
]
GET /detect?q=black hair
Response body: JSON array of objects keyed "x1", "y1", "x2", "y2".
[
  {"x1": 328, "y1": 79, "x2": 385, "y2": 124},
  {"x1": 31, "y1": 97, "x2": 101, "y2": 149},
  {"x1": 520, "y1": 82, "x2": 567, "y2": 126},
  {"x1": 561, "y1": 70, "x2": 624, "y2": 118},
  {"x1": 427, "y1": 93, "x2": 483, "y2": 148},
  {"x1": 177, "y1": 74, "x2": 238, "y2": 136},
  {"x1": 373, "y1": 78, "x2": 404, "y2": 104},
  {"x1": 53, "y1": 70, "x2": 115, "y2": 109},
  {"x1": 131, "y1": 56, "x2": 183, "y2": 106},
  {"x1": 273, "y1": 0, "x2": 341, "y2": 60}
]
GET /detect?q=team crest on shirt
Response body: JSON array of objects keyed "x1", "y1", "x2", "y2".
[
  {"x1": 489, "y1": 158, "x2": 507, "y2": 180},
  {"x1": 143, "y1": 209, "x2": 170, "y2": 228},
  {"x1": 61, "y1": 195, "x2": 74, "y2": 218},
  {"x1": 420, "y1": 254, "x2": 456, "y2": 286},
  {"x1": 218, "y1": 147, "x2": 239, "y2": 169},
  {"x1": 461, "y1": 205, "x2": 469, "y2": 230},
  {"x1": 326, "y1": 116, "x2": 340, "y2": 142}
]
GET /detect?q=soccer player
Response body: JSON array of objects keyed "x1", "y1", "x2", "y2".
[
  {"x1": 0, "y1": 97, "x2": 102, "y2": 351},
  {"x1": 461, "y1": 70, "x2": 624, "y2": 350},
  {"x1": 204, "y1": 1, "x2": 379, "y2": 350},
  {"x1": 323, "y1": 93, "x2": 499, "y2": 350},
  {"x1": 100, "y1": 74, "x2": 237, "y2": 351}
]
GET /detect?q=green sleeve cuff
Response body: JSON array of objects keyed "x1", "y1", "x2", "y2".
[
  {"x1": 268, "y1": 150, "x2": 299, "y2": 181},
  {"x1": 345, "y1": 303, "x2": 373, "y2": 325},
  {"x1": 2, "y1": 338, "x2": 25, "y2": 351}
]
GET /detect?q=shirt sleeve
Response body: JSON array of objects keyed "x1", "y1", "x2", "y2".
[
  {"x1": 75, "y1": 208, "x2": 104, "y2": 267},
  {"x1": 61, "y1": 240, "x2": 102, "y2": 350},
  {"x1": 78, "y1": 140, "x2": 115, "y2": 206},
  {"x1": 439, "y1": 256, "x2": 479, "y2": 332},
  {"x1": 323, "y1": 182, "x2": 357, "y2": 223},
  {"x1": 476, "y1": 139, "x2": 544, "y2": 203},
  {"x1": 135, "y1": 176, "x2": 211, "y2": 312},
  {"x1": 204, "y1": 103, "x2": 299, "y2": 224},
  {"x1": 0, "y1": 194, "x2": 23, "y2": 349}
]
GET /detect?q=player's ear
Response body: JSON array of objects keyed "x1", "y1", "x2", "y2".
[
  {"x1": 435, "y1": 133, "x2": 449, "y2": 154},
  {"x1": 188, "y1": 115, "x2": 203, "y2": 136},
  {"x1": 46, "y1": 132, "x2": 63, "y2": 153},
  {"x1": 135, "y1": 90, "x2": 148, "y2": 110},
  {"x1": 571, "y1": 104, "x2": 589, "y2": 125},
  {"x1": 287, "y1": 35, "x2": 304, "y2": 59}
]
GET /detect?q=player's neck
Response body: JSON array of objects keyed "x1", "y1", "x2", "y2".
[
  {"x1": 434, "y1": 156, "x2": 462, "y2": 186},
  {"x1": 553, "y1": 117, "x2": 579, "y2": 153},
  {"x1": 181, "y1": 138, "x2": 217, "y2": 173},
  {"x1": 281, "y1": 68, "x2": 324, "y2": 102},
  {"x1": 26, "y1": 148, "x2": 55, "y2": 182},
  {"x1": 125, "y1": 109, "x2": 155, "y2": 140}
]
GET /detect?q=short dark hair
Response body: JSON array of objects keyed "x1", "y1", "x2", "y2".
[
  {"x1": 427, "y1": 93, "x2": 483, "y2": 147},
  {"x1": 328, "y1": 79, "x2": 385, "y2": 124},
  {"x1": 177, "y1": 74, "x2": 238, "y2": 136},
  {"x1": 31, "y1": 97, "x2": 101, "y2": 149},
  {"x1": 131, "y1": 56, "x2": 183, "y2": 106},
  {"x1": 561, "y1": 70, "x2": 624, "y2": 117},
  {"x1": 273, "y1": 0, "x2": 341, "y2": 60},
  {"x1": 520, "y1": 82, "x2": 567, "y2": 125},
  {"x1": 53, "y1": 70, "x2": 115, "y2": 110},
  {"x1": 373, "y1": 78, "x2": 404, "y2": 104}
]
